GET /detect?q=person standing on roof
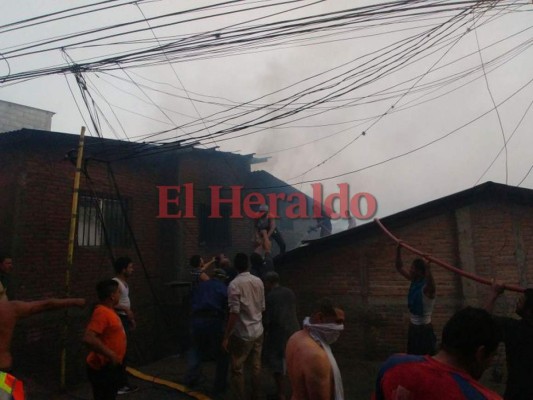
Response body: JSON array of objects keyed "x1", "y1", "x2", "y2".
[{"x1": 254, "y1": 204, "x2": 286, "y2": 255}]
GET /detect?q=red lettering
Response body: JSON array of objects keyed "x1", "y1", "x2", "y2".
[
  {"x1": 210, "y1": 186, "x2": 242, "y2": 218},
  {"x1": 243, "y1": 192, "x2": 266, "y2": 219},
  {"x1": 285, "y1": 193, "x2": 308, "y2": 218},
  {"x1": 324, "y1": 183, "x2": 349, "y2": 219},
  {"x1": 266, "y1": 192, "x2": 285, "y2": 218},
  {"x1": 350, "y1": 192, "x2": 378, "y2": 219},
  {"x1": 183, "y1": 183, "x2": 195, "y2": 218},
  {"x1": 311, "y1": 183, "x2": 323, "y2": 218},
  {"x1": 157, "y1": 185, "x2": 195, "y2": 218}
]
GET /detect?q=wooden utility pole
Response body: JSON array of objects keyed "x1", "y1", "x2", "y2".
[{"x1": 61, "y1": 126, "x2": 85, "y2": 389}]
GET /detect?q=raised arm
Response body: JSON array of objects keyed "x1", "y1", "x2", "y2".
[
  {"x1": 485, "y1": 280, "x2": 505, "y2": 313},
  {"x1": 199, "y1": 257, "x2": 215, "y2": 281},
  {"x1": 203, "y1": 257, "x2": 216, "y2": 269},
  {"x1": 423, "y1": 262, "x2": 436, "y2": 299},
  {"x1": 395, "y1": 245, "x2": 411, "y2": 281},
  {"x1": 12, "y1": 298, "x2": 86, "y2": 318}
]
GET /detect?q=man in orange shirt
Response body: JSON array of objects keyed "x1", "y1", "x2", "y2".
[{"x1": 83, "y1": 280, "x2": 127, "y2": 400}]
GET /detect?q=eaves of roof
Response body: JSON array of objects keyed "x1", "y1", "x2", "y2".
[{"x1": 276, "y1": 181, "x2": 533, "y2": 264}]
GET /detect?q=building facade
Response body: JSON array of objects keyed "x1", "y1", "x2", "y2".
[
  {"x1": 278, "y1": 182, "x2": 533, "y2": 362},
  {"x1": 0, "y1": 128, "x2": 259, "y2": 385}
]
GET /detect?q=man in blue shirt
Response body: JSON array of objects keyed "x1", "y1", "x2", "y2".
[{"x1": 184, "y1": 268, "x2": 229, "y2": 394}]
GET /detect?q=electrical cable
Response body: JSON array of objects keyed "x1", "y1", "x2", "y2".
[
  {"x1": 474, "y1": 97, "x2": 533, "y2": 186},
  {"x1": 473, "y1": 2, "x2": 509, "y2": 184}
]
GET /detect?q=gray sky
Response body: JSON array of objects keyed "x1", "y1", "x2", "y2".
[{"x1": 1, "y1": 1, "x2": 532, "y2": 229}]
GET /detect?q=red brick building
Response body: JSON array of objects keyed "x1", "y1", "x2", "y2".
[
  {"x1": 0, "y1": 128, "x2": 261, "y2": 384},
  {"x1": 277, "y1": 182, "x2": 533, "y2": 361}
]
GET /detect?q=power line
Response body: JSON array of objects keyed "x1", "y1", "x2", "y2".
[
  {"x1": 473, "y1": 2, "x2": 509, "y2": 184},
  {"x1": 474, "y1": 96, "x2": 533, "y2": 186}
]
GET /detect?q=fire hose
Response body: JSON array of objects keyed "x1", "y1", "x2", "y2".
[
  {"x1": 126, "y1": 367, "x2": 212, "y2": 400},
  {"x1": 374, "y1": 218, "x2": 524, "y2": 293}
]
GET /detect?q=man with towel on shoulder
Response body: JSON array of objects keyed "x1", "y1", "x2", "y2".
[{"x1": 286, "y1": 297, "x2": 345, "y2": 400}]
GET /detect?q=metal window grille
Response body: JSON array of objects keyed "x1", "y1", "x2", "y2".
[{"x1": 77, "y1": 194, "x2": 131, "y2": 247}]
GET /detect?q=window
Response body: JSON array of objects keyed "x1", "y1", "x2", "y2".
[
  {"x1": 77, "y1": 194, "x2": 130, "y2": 247},
  {"x1": 198, "y1": 203, "x2": 231, "y2": 247}
]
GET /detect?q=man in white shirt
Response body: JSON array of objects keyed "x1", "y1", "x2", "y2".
[
  {"x1": 223, "y1": 253, "x2": 265, "y2": 400},
  {"x1": 112, "y1": 257, "x2": 138, "y2": 395}
]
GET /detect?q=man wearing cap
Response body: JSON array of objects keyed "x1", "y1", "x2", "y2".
[
  {"x1": 254, "y1": 204, "x2": 286, "y2": 255},
  {"x1": 184, "y1": 268, "x2": 229, "y2": 394}
]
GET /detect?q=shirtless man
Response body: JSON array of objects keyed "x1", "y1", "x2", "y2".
[
  {"x1": 0, "y1": 297, "x2": 86, "y2": 371},
  {"x1": 286, "y1": 298, "x2": 345, "y2": 400},
  {"x1": 254, "y1": 204, "x2": 286, "y2": 255}
]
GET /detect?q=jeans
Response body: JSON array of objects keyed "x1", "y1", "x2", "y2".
[
  {"x1": 228, "y1": 334, "x2": 263, "y2": 400},
  {"x1": 87, "y1": 364, "x2": 121, "y2": 400},
  {"x1": 185, "y1": 317, "x2": 229, "y2": 393},
  {"x1": 117, "y1": 314, "x2": 132, "y2": 388},
  {"x1": 271, "y1": 229, "x2": 286, "y2": 254}
]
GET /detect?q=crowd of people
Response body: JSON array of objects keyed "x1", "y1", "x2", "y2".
[{"x1": 0, "y1": 233, "x2": 532, "y2": 400}]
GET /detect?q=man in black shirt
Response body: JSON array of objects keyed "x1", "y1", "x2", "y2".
[
  {"x1": 263, "y1": 271, "x2": 299, "y2": 400},
  {"x1": 486, "y1": 282, "x2": 533, "y2": 400}
]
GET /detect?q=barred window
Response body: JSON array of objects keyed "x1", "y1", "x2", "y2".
[{"x1": 77, "y1": 194, "x2": 130, "y2": 247}]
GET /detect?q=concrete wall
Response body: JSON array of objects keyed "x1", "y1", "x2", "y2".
[{"x1": 0, "y1": 100, "x2": 54, "y2": 132}]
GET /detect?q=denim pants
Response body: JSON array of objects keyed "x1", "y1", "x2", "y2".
[
  {"x1": 87, "y1": 364, "x2": 121, "y2": 400},
  {"x1": 185, "y1": 317, "x2": 229, "y2": 393},
  {"x1": 228, "y1": 334, "x2": 263, "y2": 400}
]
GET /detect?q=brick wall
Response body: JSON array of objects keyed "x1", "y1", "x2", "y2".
[
  {"x1": 174, "y1": 151, "x2": 255, "y2": 280},
  {"x1": 4, "y1": 145, "x2": 166, "y2": 384},
  {"x1": 278, "y1": 198, "x2": 533, "y2": 364},
  {"x1": 0, "y1": 133, "x2": 257, "y2": 387},
  {"x1": 0, "y1": 100, "x2": 54, "y2": 132}
]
